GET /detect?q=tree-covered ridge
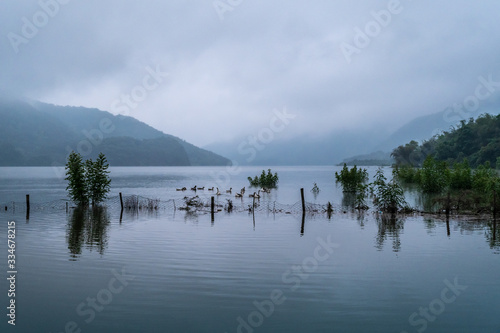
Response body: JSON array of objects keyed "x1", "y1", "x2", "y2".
[
  {"x1": 0, "y1": 97, "x2": 230, "y2": 166},
  {"x1": 392, "y1": 113, "x2": 500, "y2": 167}
]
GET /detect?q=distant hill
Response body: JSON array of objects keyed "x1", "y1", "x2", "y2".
[
  {"x1": 0, "y1": 97, "x2": 229, "y2": 166},
  {"x1": 392, "y1": 113, "x2": 500, "y2": 167},
  {"x1": 340, "y1": 151, "x2": 393, "y2": 166},
  {"x1": 207, "y1": 97, "x2": 500, "y2": 166},
  {"x1": 340, "y1": 97, "x2": 500, "y2": 165},
  {"x1": 204, "y1": 128, "x2": 385, "y2": 166},
  {"x1": 376, "y1": 98, "x2": 500, "y2": 152}
]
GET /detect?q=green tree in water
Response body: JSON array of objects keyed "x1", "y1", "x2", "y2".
[
  {"x1": 65, "y1": 152, "x2": 111, "y2": 207},
  {"x1": 65, "y1": 152, "x2": 88, "y2": 206},
  {"x1": 85, "y1": 153, "x2": 111, "y2": 206}
]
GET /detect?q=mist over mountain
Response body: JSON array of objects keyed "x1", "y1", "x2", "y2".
[
  {"x1": 376, "y1": 96, "x2": 500, "y2": 152},
  {"x1": 204, "y1": 128, "x2": 386, "y2": 166},
  {"x1": 2, "y1": 92, "x2": 499, "y2": 168},
  {"x1": 0, "y1": 97, "x2": 229, "y2": 166},
  {"x1": 206, "y1": 97, "x2": 500, "y2": 166}
]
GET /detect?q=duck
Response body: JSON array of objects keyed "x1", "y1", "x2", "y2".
[
  {"x1": 176, "y1": 187, "x2": 187, "y2": 191},
  {"x1": 226, "y1": 187, "x2": 232, "y2": 194},
  {"x1": 249, "y1": 190, "x2": 261, "y2": 199},
  {"x1": 208, "y1": 187, "x2": 214, "y2": 191},
  {"x1": 197, "y1": 186, "x2": 205, "y2": 190},
  {"x1": 260, "y1": 187, "x2": 271, "y2": 194},
  {"x1": 191, "y1": 185, "x2": 197, "y2": 191},
  {"x1": 216, "y1": 187, "x2": 222, "y2": 196},
  {"x1": 235, "y1": 192, "x2": 243, "y2": 198},
  {"x1": 241, "y1": 187, "x2": 246, "y2": 194}
]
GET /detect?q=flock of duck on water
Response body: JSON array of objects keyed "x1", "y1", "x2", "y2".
[{"x1": 176, "y1": 185, "x2": 272, "y2": 199}]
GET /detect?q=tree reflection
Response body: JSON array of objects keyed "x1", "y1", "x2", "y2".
[
  {"x1": 67, "y1": 207, "x2": 85, "y2": 259},
  {"x1": 375, "y1": 213, "x2": 405, "y2": 252},
  {"x1": 356, "y1": 211, "x2": 366, "y2": 229},
  {"x1": 486, "y1": 219, "x2": 500, "y2": 251},
  {"x1": 67, "y1": 206, "x2": 110, "y2": 260},
  {"x1": 423, "y1": 218, "x2": 438, "y2": 233},
  {"x1": 341, "y1": 192, "x2": 356, "y2": 210},
  {"x1": 415, "y1": 193, "x2": 441, "y2": 213}
]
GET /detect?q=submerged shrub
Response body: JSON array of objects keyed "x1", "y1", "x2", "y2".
[
  {"x1": 420, "y1": 156, "x2": 449, "y2": 193},
  {"x1": 371, "y1": 168, "x2": 409, "y2": 213},
  {"x1": 472, "y1": 161, "x2": 497, "y2": 192},
  {"x1": 335, "y1": 164, "x2": 369, "y2": 193},
  {"x1": 449, "y1": 159, "x2": 472, "y2": 190},
  {"x1": 124, "y1": 195, "x2": 139, "y2": 210},
  {"x1": 226, "y1": 199, "x2": 233, "y2": 213},
  {"x1": 354, "y1": 184, "x2": 369, "y2": 210},
  {"x1": 393, "y1": 165, "x2": 421, "y2": 184},
  {"x1": 248, "y1": 169, "x2": 279, "y2": 188},
  {"x1": 311, "y1": 183, "x2": 320, "y2": 195}
]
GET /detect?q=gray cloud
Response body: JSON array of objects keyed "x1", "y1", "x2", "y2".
[{"x1": 1, "y1": 0, "x2": 500, "y2": 146}]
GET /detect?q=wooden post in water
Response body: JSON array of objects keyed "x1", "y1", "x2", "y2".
[
  {"x1": 211, "y1": 196, "x2": 215, "y2": 222},
  {"x1": 300, "y1": 188, "x2": 306, "y2": 235},
  {"x1": 252, "y1": 194, "x2": 256, "y2": 227},
  {"x1": 66, "y1": 202, "x2": 68, "y2": 213},
  {"x1": 119, "y1": 192, "x2": 124, "y2": 211},
  {"x1": 26, "y1": 194, "x2": 30, "y2": 220},
  {"x1": 300, "y1": 188, "x2": 306, "y2": 215},
  {"x1": 301, "y1": 211, "x2": 305, "y2": 236},
  {"x1": 446, "y1": 216, "x2": 450, "y2": 237}
]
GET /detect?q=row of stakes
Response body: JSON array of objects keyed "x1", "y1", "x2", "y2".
[{"x1": 13, "y1": 189, "x2": 310, "y2": 221}]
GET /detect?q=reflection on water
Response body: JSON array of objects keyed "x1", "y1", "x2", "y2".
[
  {"x1": 486, "y1": 219, "x2": 500, "y2": 251},
  {"x1": 341, "y1": 192, "x2": 356, "y2": 209},
  {"x1": 356, "y1": 210, "x2": 366, "y2": 228},
  {"x1": 3, "y1": 166, "x2": 500, "y2": 333},
  {"x1": 66, "y1": 206, "x2": 110, "y2": 260},
  {"x1": 4, "y1": 203, "x2": 500, "y2": 333},
  {"x1": 415, "y1": 192, "x2": 441, "y2": 212},
  {"x1": 300, "y1": 213, "x2": 305, "y2": 236},
  {"x1": 375, "y1": 213, "x2": 404, "y2": 252}
]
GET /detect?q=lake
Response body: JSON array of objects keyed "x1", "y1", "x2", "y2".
[{"x1": 1, "y1": 166, "x2": 499, "y2": 333}]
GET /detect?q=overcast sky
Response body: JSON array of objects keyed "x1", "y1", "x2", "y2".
[{"x1": 1, "y1": 0, "x2": 500, "y2": 146}]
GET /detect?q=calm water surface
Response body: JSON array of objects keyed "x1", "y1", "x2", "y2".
[{"x1": 0, "y1": 166, "x2": 499, "y2": 333}]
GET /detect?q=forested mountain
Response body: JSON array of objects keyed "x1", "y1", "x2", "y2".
[
  {"x1": 376, "y1": 97, "x2": 500, "y2": 152},
  {"x1": 0, "y1": 97, "x2": 229, "y2": 166},
  {"x1": 392, "y1": 113, "x2": 500, "y2": 167}
]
